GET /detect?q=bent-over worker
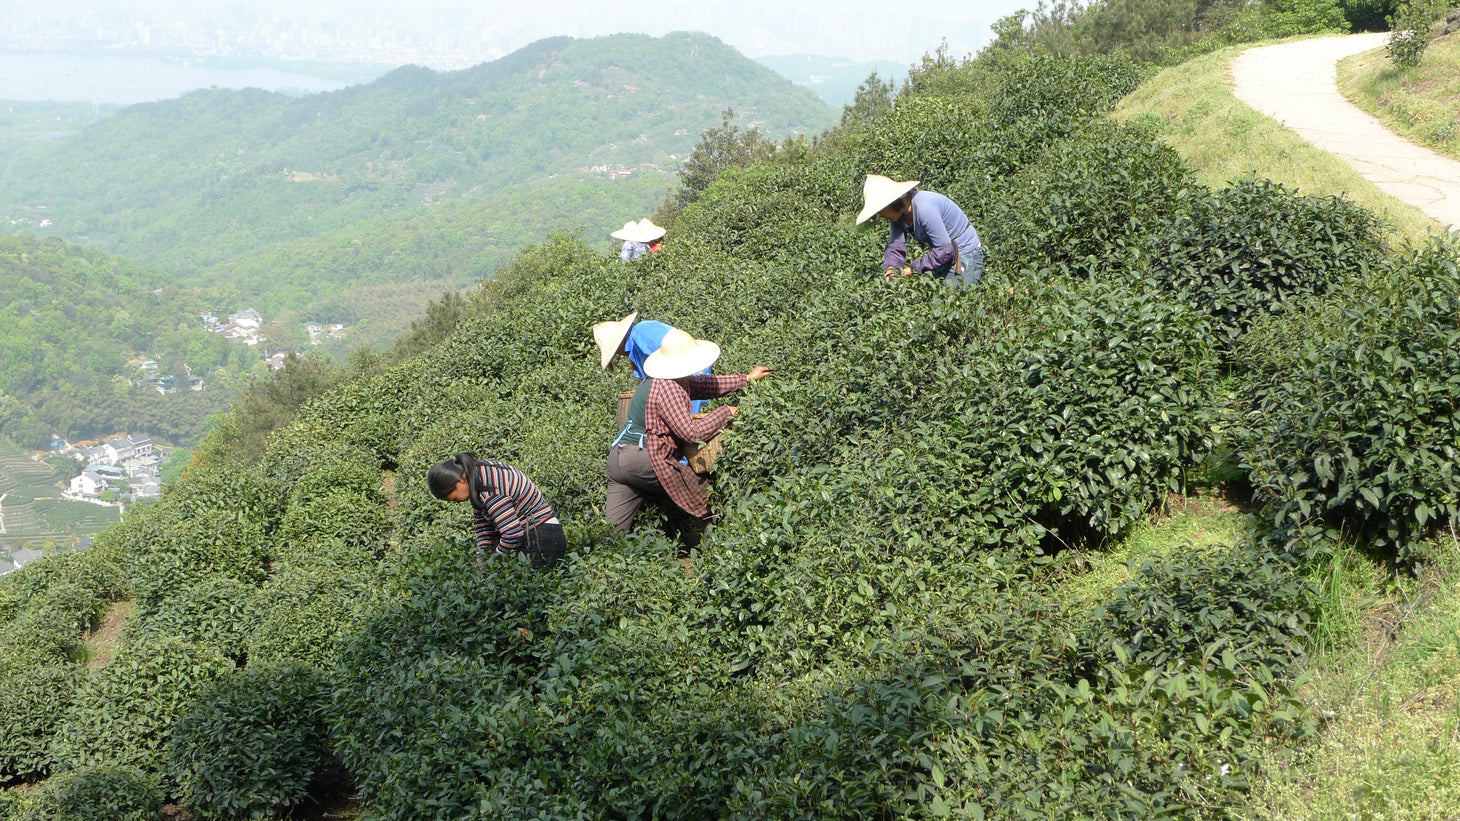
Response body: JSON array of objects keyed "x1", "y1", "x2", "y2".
[
  {"x1": 428, "y1": 453, "x2": 566, "y2": 569},
  {"x1": 856, "y1": 174, "x2": 983, "y2": 286}
]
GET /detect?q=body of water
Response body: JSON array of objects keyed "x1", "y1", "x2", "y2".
[{"x1": 0, "y1": 51, "x2": 386, "y2": 105}]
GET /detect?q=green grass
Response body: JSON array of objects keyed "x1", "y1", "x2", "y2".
[
  {"x1": 1054, "y1": 488, "x2": 1252, "y2": 609},
  {"x1": 1113, "y1": 38, "x2": 1441, "y2": 244},
  {"x1": 1338, "y1": 30, "x2": 1460, "y2": 163},
  {"x1": 1238, "y1": 531, "x2": 1460, "y2": 820}
]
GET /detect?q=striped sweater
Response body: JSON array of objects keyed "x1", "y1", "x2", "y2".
[{"x1": 468, "y1": 461, "x2": 554, "y2": 555}]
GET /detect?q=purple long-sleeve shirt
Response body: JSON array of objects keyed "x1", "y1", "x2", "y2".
[{"x1": 883, "y1": 190, "x2": 981, "y2": 274}]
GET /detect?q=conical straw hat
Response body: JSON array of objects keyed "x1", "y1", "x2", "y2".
[
  {"x1": 592, "y1": 312, "x2": 639, "y2": 369},
  {"x1": 643, "y1": 328, "x2": 721, "y2": 379},
  {"x1": 855, "y1": 174, "x2": 919, "y2": 224}
]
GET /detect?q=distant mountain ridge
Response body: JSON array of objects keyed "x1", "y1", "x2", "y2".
[
  {"x1": 0, "y1": 31, "x2": 835, "y2": 274},
  {"x1": 755, "y1": 53, "x2": 911, "y2": 107}
]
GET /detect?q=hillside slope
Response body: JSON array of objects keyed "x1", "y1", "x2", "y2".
[
  {"x1": 1113, "y1": 38, "x2": 1441, "y2": 241},
  {"x1": 2, "y1": 45, "x2": 1458, "y2": 821}
]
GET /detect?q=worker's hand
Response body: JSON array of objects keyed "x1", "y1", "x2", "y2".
[
  {"x1": 883, "y1": 267, "x2": 899, "y2": 283},
  {"x1": 726, "y1": 405, "x2": 741, "y2": 417},
  {"x1": 747, "y1": 366, "x2": 773, "y2": 381},
  {"x1": 901, "y1": 266, "x2": 913, "y2": 277}
]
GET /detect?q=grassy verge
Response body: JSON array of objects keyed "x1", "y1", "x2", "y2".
[
  {"x1": 1112, "y1": 39, "x2": 1439, "y2": 244},
  {"x1": 1239, "y1": 530, "x2": 1460, "y2": 819},
  {"x1": 1337, "y1": 30, "x2": 1460, "y2": 163}
]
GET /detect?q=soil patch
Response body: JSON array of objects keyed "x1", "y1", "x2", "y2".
[{"x1": 83, "y1": 600, "x2": 132, "y2": 668}]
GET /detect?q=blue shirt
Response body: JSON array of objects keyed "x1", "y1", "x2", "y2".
[
  {"x1": 625, "y1": 321, "x2": 709, "y2": 412},
  {"x1": 883, "y1": 190, "x2": 981, "y2": 274},
  {"x1": 619, "y1": 241, "x2": 650, "y2": 260}
]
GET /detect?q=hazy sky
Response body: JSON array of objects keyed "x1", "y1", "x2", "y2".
[{"x1": 29, "y1": 0, "x2": 1039, "y2": 67}]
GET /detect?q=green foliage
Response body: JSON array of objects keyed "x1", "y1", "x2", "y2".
[
  {"x1": 246, "y1": 561, "x2": 374, "y2": 669},
  {"x1": 675, "y1": 108, "x2": 780, "y2": 206},
  {"x1": 0, "y1": 235, "x2": 248, "y2": 447},
  {"x1": 135, "y1": 576, "x2": 258, "y2": 662},
  {"x1": 5, "y1": 28, "x2": 1443, "y2": 821},
  {"x1": 988, "y1": 119, "x2": 1198, "y2": 278},
  {"x1": 87, "y1": 467, "x2": 280, "y2": 617},
  {"x1": 838, "y1": 71, "x2": 895, "y2": 132},
  {"x1": 1148, "y1": 178, "x2": 1389, "y2": 350},
  {"x1": 1387, "y1": 0, "x2": 1448, "y2": 67},
  {"x1": 1343, "y1": 0, "x2": 1399, "y2": 29},
  {"x1": 0, "y1": 33, "x2": 832, "y2": 273},
  {"x1": 1238, "y1": 238, "x2": 1460, "y2": 560},
  {"x1": 6, "y1": 766, "x2": 162, "y2": 821},
  {"x1": 171, "y1": 665, "x2": 339, "y2": 819},
  {"x1": 51, "y1": 636, "x2": 235, "y2": 781},
  {"x1": 0, "y1": 665, "x2": 85, "y2": 779},
  {"x1": 1087, "y1": 542, "x2": 1315, "y2": 674}
]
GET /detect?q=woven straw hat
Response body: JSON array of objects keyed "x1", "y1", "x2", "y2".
[
  {"x1": 635, "y1": 218, "x2": 666, "y2": 242},
  {"x1": 643, "y1": 328, "x2": 721, "y2": 379},
  {"x1": 855, "y1": 174, "x2": 919, "y2": 224},
  {"x1": 592, "y1": 312, "x2": 639, "y2": 369},
  {"x1": 610, "y1": 221, "x2": 639, "y2": 241}
]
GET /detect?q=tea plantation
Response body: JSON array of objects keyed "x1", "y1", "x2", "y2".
[
  {"x1": 2, "y1": 48, "x2": 1458, "y2": 821},
  {"x1": 0, "y1": 440, "x2": 119, "y2": 566}
]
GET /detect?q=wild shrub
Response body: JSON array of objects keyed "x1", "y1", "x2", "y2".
[
  {"x1": 0, "y1": 665, "x2": 84, "y2": 780},
  {"x1": 171, "y1": 664, "x2": 340, "y2": 820},
  {"x1": 1238, "y1": 238, "x2": 1460, "y2": 560},
  {"x1": 1148, "y1": 178, "x2": 1388, "y2": 351},
  {"x1": 50, "y1": 636, "x2": 235, "y2": 782}
]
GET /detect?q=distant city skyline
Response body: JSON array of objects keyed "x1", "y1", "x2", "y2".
[{"x1": 1, "y1": 0, "x2": 1035, "y2": 70}]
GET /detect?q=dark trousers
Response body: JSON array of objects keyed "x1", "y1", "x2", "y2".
[
  {"x1": 606, "y1": 444, "x2": 703, "y2": 548},
  {"x1": 523, "y1": 520, "x2": 566, "y2": 569}
]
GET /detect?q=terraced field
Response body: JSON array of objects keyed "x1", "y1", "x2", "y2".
[{"x1": 0, "y1": 439, "x2": 119, "y2": 559}]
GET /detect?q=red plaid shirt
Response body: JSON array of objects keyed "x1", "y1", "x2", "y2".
[{"x1": 644, "y1": 374, "x2": 748, "y2": 517}]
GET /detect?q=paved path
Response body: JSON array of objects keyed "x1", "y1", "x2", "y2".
[{"x1": 1230, "y1": 33, "x2": 1460, "y2": 231}]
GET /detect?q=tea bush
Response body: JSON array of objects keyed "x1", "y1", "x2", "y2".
[
  {"x1": 0, "y1": 665, "x2": 84, "y2": 779},
  {"x1": 275, "y1": 489, "x2": 396, "y2": 563},
  {"x1": 171, "y1": 664, "x2": 338, "y2": 819},
  {"x1": 1238, "y1": 238, "x2": 1460, "y2": 560},
  {"x1": 1148, "y1": 178, "x2": 1389, "y2": 350},
  {"x1": 136, "y1": 576, "x2": 257, "y2": 663},
  {"x1": 987, "y1": 120, "x2": 1197, "y2": 279},
  {"x1": 6, "y1": 766, "x2": 161, "y2": 821},
  {"x1": 50, "y1": 636, "x2": 235, "y2": 781},
  {"x1": 6, "y1": 34, "x2": 1429, "y2": 821},
  {"x1": 247, "y1": 560, "x2": 375, "y2": 669}
]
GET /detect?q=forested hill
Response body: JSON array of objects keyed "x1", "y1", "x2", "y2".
[
  {"x1": 0, "y1": 31, "x2": 834, "y2": 272},
  {"x1": 0, "y1": 236, "x2": 253, "y2": 447}
]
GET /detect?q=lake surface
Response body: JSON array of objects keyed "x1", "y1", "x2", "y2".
[{"x1": 0, "y1": 51, "x2": 384, "y2": 105}]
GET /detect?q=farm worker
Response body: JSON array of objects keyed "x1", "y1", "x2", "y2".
[
  {"x1": 605, "y1": 328, "x2": 771, "y2": 537},
  {"x1": 593, "y1": 312, "x2": 709, "y2": 412},
  {"x1": 427, "y1": 453, "x2": 566, "y2": 569},
  {"x1": 611, "y1": 218, "x2": 666, "y2": 260},
  {"x1": 856, "y1": 174, "x2": 984, "y2": 286}
]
